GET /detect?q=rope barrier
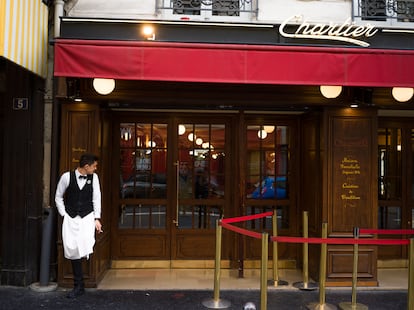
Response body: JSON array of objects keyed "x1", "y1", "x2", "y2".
[
  {"x1": 221, "y1": 221, "x2": 264, "y2": 239},
  {"x1": 221, "y1": 211, "x2": 273, "y2": 224},
  {"x1": 204, "y1": 211, "x2": 414, "y2": 310},
  {"x1": 359, "y1": 228, "x2": 414, "y2": 235},
  {"x1": 272, "y1": 236, "x2": 410, "y2": 246}
]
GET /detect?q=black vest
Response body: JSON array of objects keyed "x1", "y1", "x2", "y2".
[{"x1": 64, "y1": 171, "x2": 94, "y2": 218}]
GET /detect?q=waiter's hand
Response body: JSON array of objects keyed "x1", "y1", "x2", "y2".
[{"x1": 95, "y1": 219, "x2": 103, "y2": 233}]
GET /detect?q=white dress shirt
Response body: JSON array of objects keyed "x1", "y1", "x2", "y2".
[{"x1": 55, "y1": 170, "x2": 102, "y2": 259}]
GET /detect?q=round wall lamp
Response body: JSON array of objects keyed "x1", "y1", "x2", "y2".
[
  {"x1": 392, "y1": 87, "x2": 414, "y2": 102},
  {"x1": 93, "y1": 78, "x2": 115, "y2": 95},
  {"x1": 257, "y1": 129, "x2": 268, "y2": 139},
  {"x1": 320, "y1": 85, "x2": 342, "y2": 99}
]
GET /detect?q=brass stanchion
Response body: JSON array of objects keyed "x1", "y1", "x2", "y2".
[
  {"x1": 202, "y1": 220, "x2": 231, "y2": 309},
  {"x1": 293, "y1": 211, "x2": 318, "y2": 291},
  {"x1": 408, "y1": 238, "x2": 414, "y2": 310},
  {"x1": 268, "y1": 210, "x2": 288, "y2": 287},
  {"x1": 307, "y1": 222, "x2": 337, "y2": 310},
  {"x1": 261, "y1": 232, "x2": 269, "y2": 310},
  {"x1": 339, "y1": 227, "x2": 368, "y2": 310}
]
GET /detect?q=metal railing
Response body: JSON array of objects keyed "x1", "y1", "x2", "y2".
[
  {"x1": 156, "y1": 0, "x2": 257, "y2": 18},
  {"x1": 354, "y1": 0, "x2": 414, "y2": 23}
]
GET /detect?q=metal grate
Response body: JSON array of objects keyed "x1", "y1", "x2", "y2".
[
  {"x1": 157, "y1": 0, "x2": 256, "y2": 17},
  {"x1": 356, "y1": 0, "x2": 414, "y2": 22}
]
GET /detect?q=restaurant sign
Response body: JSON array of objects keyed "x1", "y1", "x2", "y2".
[{"x1": 279, "y1": 15, "x2": 378, "y2": 47}]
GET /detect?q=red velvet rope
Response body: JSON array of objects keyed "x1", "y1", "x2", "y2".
[
  {"x1": 271, "y1": 236, "x2": 410, "y2": 245},
  {"x1": 221, "y1": 211, "x2": 273, "y2": 224},
  {"x1": 359, "y1": 228, "x2": 414, "y2": 235},
  {"x1": 219, "y1": 212, "x2": 413, "y2": 246},
  {"x1": 221, "y1": 221, "x2": 264, "y2": 239}
]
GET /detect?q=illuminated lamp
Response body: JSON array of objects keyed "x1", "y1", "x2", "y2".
[
  {"x1": 392, "y1": 87, "x2": 414, "y2": 102},
  {"x1": 320, "y1": 85, "x2": 342, "y2": 98},
  {"x1": 178, "y1": 125, "x2": 186, "y2": 135},
  {"x1": 142, "y1": 25, "x2": 155, "y2": 40},
  {"x1": 257, "y1": 129, "x2": 267, "y2": 139},
  {"x1": 263, "y1": 126, "x2": 275, "y2": 133},
  {"x1": 93, "y1": 78, "x2": 115, "y2": 95}
]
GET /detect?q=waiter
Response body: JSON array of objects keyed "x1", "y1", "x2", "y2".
[{"x1": 55, "y1": 153, "x2": 102, "y2": 298}]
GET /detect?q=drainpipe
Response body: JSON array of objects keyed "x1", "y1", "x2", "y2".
[{"x1": 54, "y1": 0, "x2": 64, "y2": 38}]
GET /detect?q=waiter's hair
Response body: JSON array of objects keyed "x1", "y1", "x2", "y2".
[{"x1": 79, "y1": 153, "x2": 99, "y2": 167}]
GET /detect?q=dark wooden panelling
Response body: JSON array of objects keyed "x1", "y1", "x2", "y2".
[
  {"x1": 0, "y1": 60, "x2": 45, "y2": 286},
  {"x1": 57, "y1": 102, "x2": 110, "y2": 288},
  {"x1": 325, "y1": 108, "x2": 378, "y2": 285},
  {"x1": 119, "y1": 236, "x2": 167, "y2": 257}
]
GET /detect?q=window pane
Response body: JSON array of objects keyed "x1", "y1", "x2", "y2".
[
  {"x1": 119, "y1": 204, "x2": 166, "y2": 229},
  {"x1": 178, "y1": 205, "x2": 222, "y2": 229},
  {"x1": 213, "y1": 0, "x2": 240, "y2": 16},
  {"x1": 377, "y1": 128, "x2": 402, "y2": 200},
  {"x1": 120, "y1": 123, "x2": 167, "y2": 200},
  {"x1": 378, "y1": 206, "x2": 401, "y2": 229},
  {"x1": 173, "y1": 0, "x2": 201, "y2": 15},
  {"x1": 412, "y1": 129, "x2": 414, "y2": 199},
  {"x1": 361, "y1": 0, "x2": 387, "y2": 21},
  {"x1": 246, "y1": 124, "x2": 290, "y2": 199}
]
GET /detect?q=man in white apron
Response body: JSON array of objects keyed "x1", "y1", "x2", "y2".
[{"x1": 55, "y1": 153, "x2": 102, "y2": 298}]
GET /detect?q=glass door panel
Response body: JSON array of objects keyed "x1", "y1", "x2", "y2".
[
  {"x1": 119, "y1": 122, "x2": 168, "y2": 230},
  {"x1": 177, "y1": 123, "x2": 225, "y2": 229},
  {"x1": 245, "y1": 124, "x2": 292, "y2": 231},
  {"x1": 377, "y1": 123, "x2": 414, "y2": 259}
]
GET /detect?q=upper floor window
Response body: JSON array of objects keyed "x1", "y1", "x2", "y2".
[
  {"x1": 355, "y1": 0, "x2": 414, "y2": 25},
  {"x1": 158, "y1": 0, "x2": 256, "y2": 22}
]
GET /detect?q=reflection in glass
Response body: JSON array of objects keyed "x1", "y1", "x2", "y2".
[
  {"x1": 119, "y1": 204, "x2": 166, "y2": 229},
  {"x1": 377, "y1": 128, "x2": 402, "y2": 200},
  {"x1": 120, "y1": 123, "x2": 167, "y2": 200},
  {"x1": 378, "y1": 206, "x2": 401, "y2": 229},
  {"x1": 245, "y1": 206, "x2": 289, "y2": 230},
  {"x1": 246, "y1": 125, "x2": 290, "y2": 199},
  {"x1": 178, "y1": 205, "x2": 222, "y2": 229},
  {"x1": 177, "y1": 123, "x2": 225, "y2": 230}
]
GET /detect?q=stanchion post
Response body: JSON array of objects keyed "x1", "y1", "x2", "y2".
[
  {"x1": 319, "y1": 222, "x2": 328, "y2": 306},
  {"x1": 272, "y1": 210, "x2": 279, "y2": 283},
  {"x1": 306, "y1": 222, "x2": 336, "y2": 310},
  {"x1": 338, "y1": 227, "x2": 368, "y2": 310},
  {"x1": 293, "y1": 211, "x2": 317, "y2": 291},
  {"x1": 409, "y1": 238, "x2": 414, "y2": 310},
  {"x1": 202, "y1": 220, "x2": 231, "y2": 309},
  {"x1": 261, "y1": 232, "x2": 269, "y2": 310},
  {"x1": 269, "y1": 209, "x2": 288, "y2": 287},
  {"x1": 351, "y1": 227, "x2": 359, "y2": 306}
]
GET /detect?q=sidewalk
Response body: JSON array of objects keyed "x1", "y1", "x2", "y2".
[
  {"x1": 0, "y1": 285, "x2": 408, "y2": 310},
  {"x1": 0, "y1": 268, "x2": 409, "y2": 310}
]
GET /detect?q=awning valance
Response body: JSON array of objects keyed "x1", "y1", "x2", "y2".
[{"x1": 54, "y1": 39, "x2": 414, "y2": 87}]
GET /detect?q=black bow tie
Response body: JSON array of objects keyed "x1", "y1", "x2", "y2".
[{"x1": 79, "y1": 175, "x2": 88, "y2": 179}]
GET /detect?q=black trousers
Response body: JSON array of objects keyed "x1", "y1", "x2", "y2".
[{"x1": 70, "y1": 259, "x2": 84, "y2": 288}]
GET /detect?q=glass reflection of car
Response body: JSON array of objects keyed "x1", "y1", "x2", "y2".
[
  {"x1": 249, "y1": 176, "x2": 287, "y2": 199},
  {"x1": 121, "y1": 173, "x2": 167, "y2": 199}
]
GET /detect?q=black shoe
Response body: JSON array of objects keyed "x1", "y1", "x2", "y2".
[{"x1": 66, "y1": 286, "x2": 85, "y2": 299}]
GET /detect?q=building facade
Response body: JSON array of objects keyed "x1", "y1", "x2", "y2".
[
  {"x1": 0, "y1": 0, "x2": 49, "y2": 286},
  {"x1": 2, "y1": 0, "x2": 414, "y2": 287}
]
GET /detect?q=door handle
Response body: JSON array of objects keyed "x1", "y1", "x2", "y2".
[{"x1": 174, "y1": 160, "x2": 179, "y2": 227}]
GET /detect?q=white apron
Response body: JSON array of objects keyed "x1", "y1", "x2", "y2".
[{"x1": 62, "y1": 212, "x2": 95, "y2": 259}]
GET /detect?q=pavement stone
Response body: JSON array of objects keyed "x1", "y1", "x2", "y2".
[{"x1": 0, "y1": 286, "x2": 408, "y2": 310}]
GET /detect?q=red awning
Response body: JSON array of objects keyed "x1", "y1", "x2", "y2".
[{"x1": 54, "y1": 39, "x2": 414, "y2": 87}]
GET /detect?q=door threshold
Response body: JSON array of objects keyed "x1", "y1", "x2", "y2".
[
  {"x1": 111, "y1": 260, "x2": 231, "y2": 269},
  {"x1": 111, "y1": 259, "x2": 296, "y2": 269}
]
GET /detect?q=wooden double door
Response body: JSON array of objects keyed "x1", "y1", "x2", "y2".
[{"x1": 111, "y1": 112, "x2": 298, "y2": 263}]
